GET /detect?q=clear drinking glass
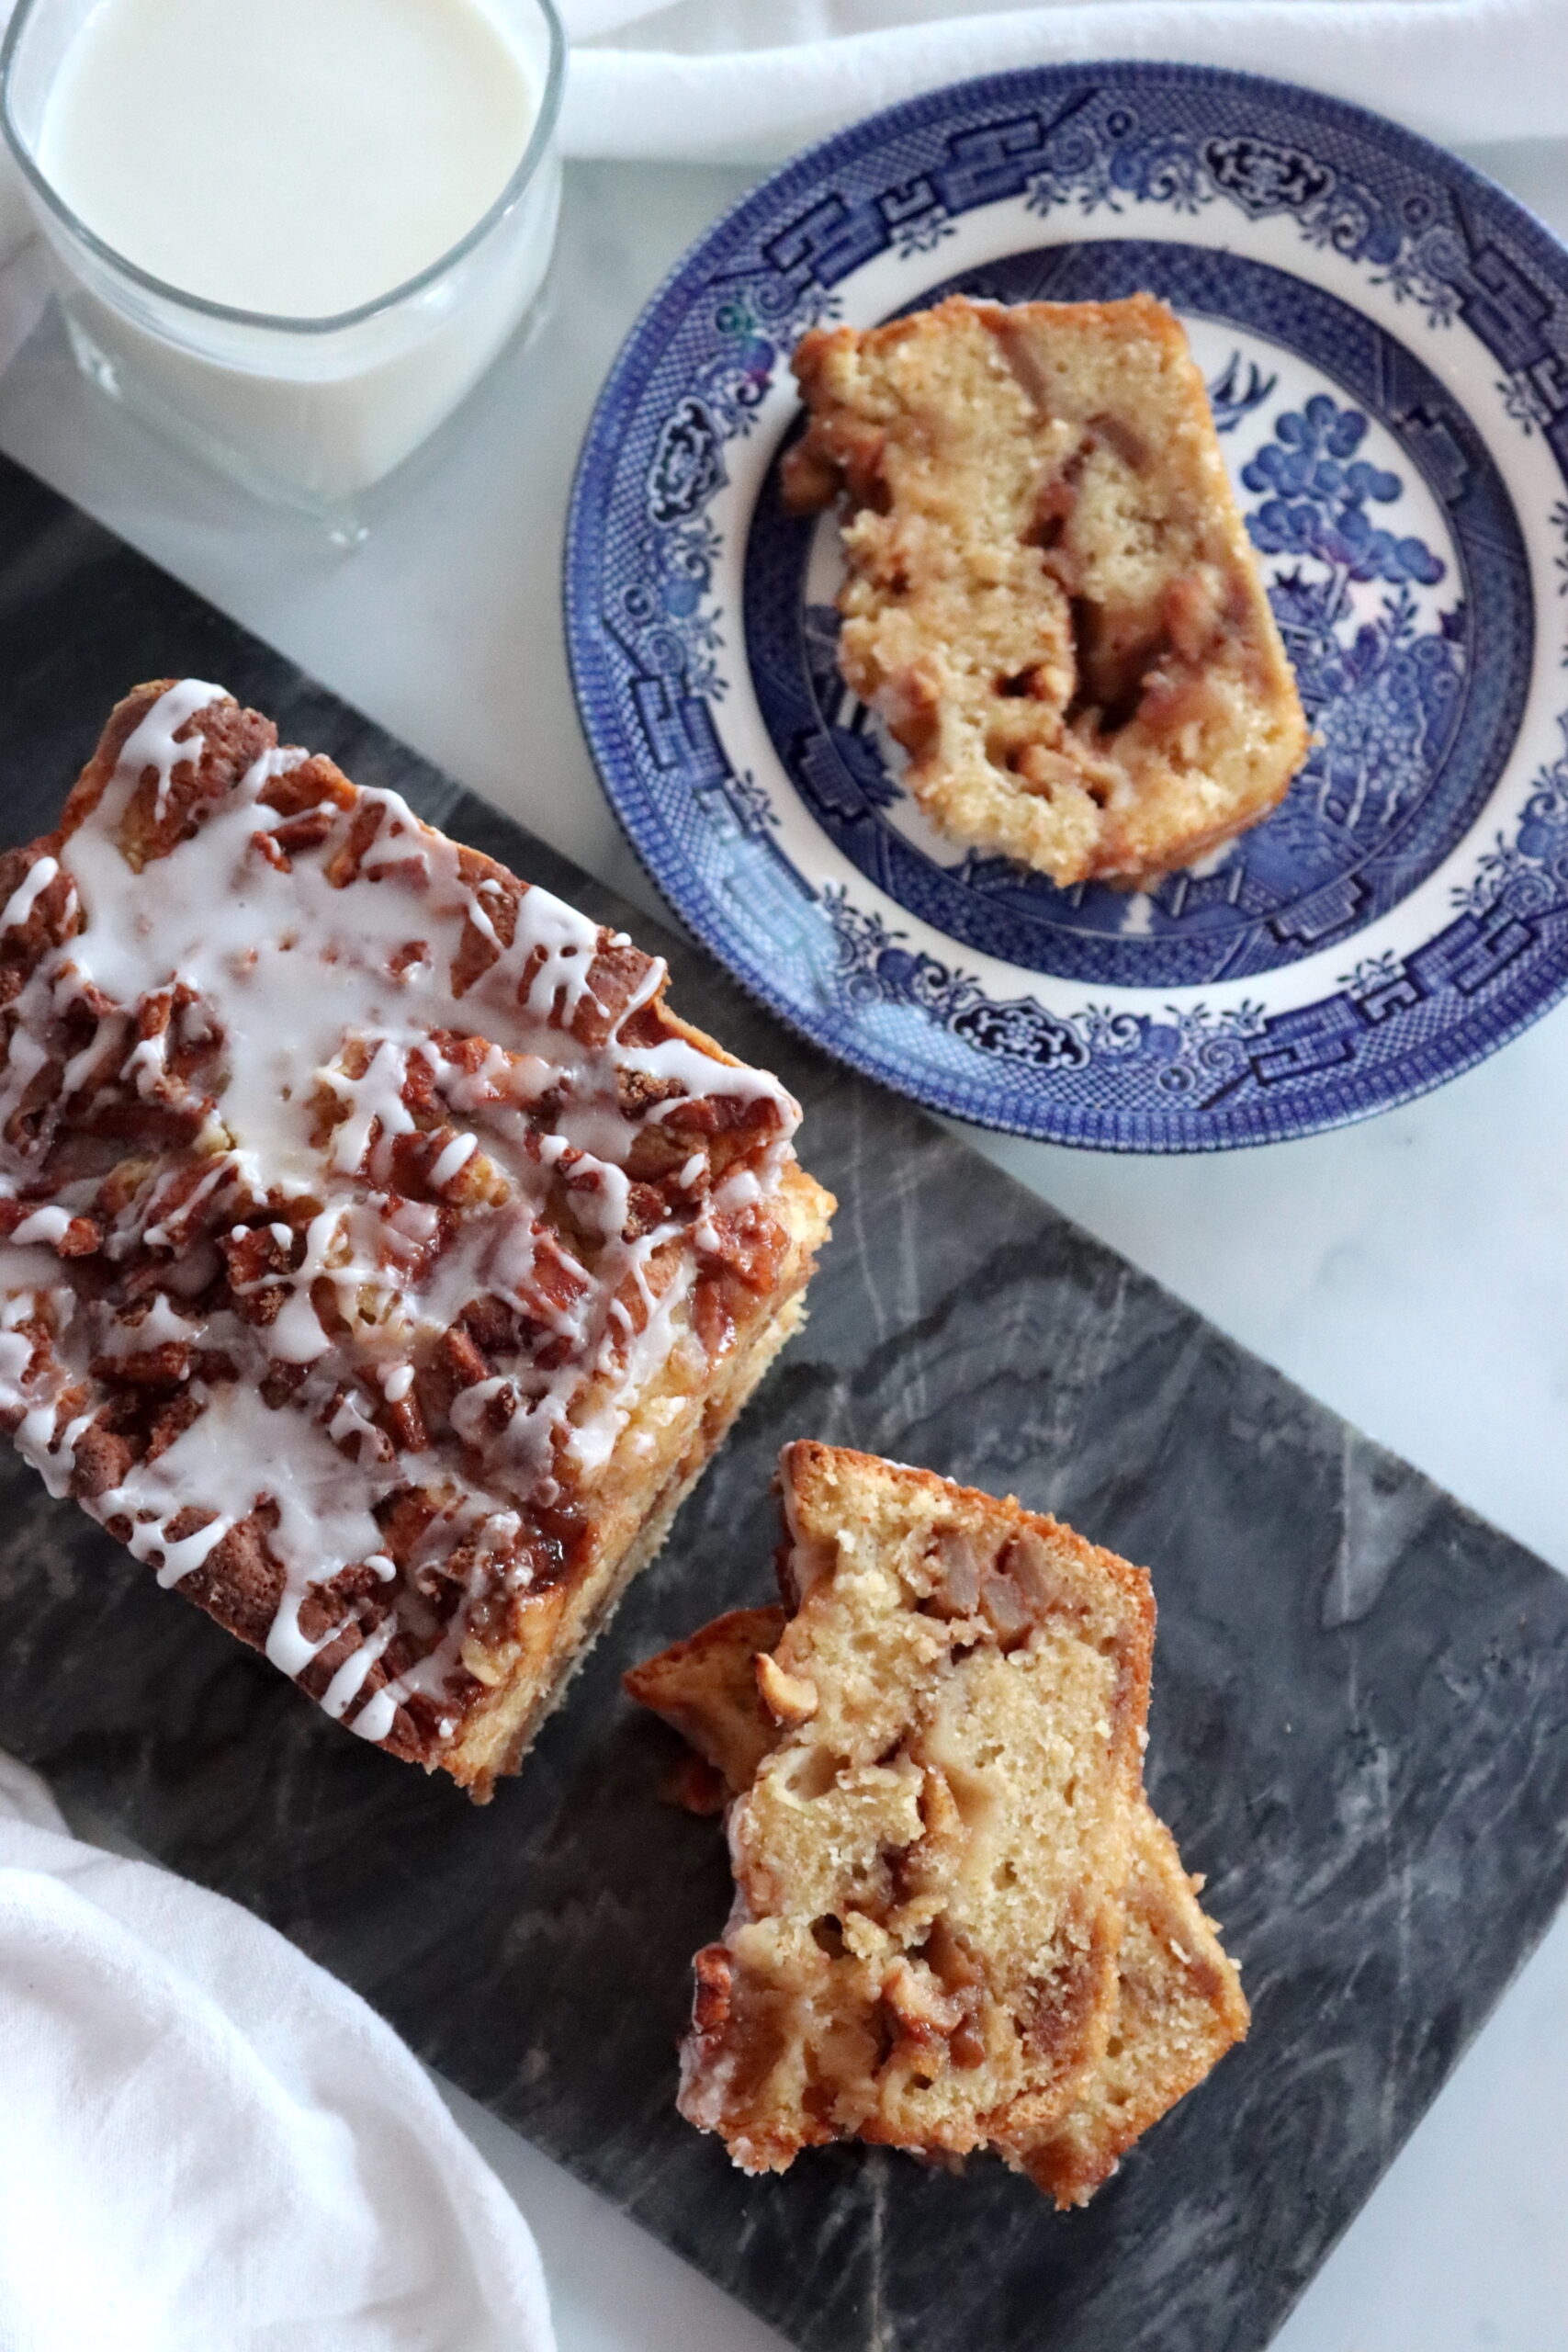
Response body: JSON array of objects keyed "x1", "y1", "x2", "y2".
[{"x1": 0, "y1": 0, "x2": 565, "y2": 516}]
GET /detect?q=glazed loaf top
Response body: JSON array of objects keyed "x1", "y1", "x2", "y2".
[{"x1": 0, "y1": 681, "x2": 804, "y2": 1763}]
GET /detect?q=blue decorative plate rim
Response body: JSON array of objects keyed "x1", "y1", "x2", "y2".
[{"x1": 565, "y1": 60, "x2": 1568, "y2": 1152}]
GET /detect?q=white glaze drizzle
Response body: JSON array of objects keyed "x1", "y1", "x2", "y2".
[
  {"x1": 1, "y1": 855, "x2": 60, "y2": 936},
  {"x1": 10, "y1": 1205, "x2": 73, "y2": 1247},
  {"x1": 0, "y1": 684, "x2": 802, "y2": 1758}
]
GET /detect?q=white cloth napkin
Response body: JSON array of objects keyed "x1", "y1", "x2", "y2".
[
  {"x1": 0, "y1": 1751, "x2": 556, "y2": 2352},
  {"x1": 0, "y1": 0, "x2": 1562, "y2": 359},
  {"x1": 558, "y1": 0, "x2": 1568, "y2": 160}
]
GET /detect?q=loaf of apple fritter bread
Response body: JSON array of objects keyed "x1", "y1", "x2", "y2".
[
  {"x1": 784, "y1": 293, "x2": 1308, "y2": 888},
  {"x1": 0, "y1": 681, "x2": 832, "y2": 1796},
  {"x1": 626, "y1": 1448, "x2": 1247, "y2": 2200}
]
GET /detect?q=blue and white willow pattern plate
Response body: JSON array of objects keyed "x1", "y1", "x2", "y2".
[{"x1": 566, "y1": 63, "x2": 1568, "y2": 1151}]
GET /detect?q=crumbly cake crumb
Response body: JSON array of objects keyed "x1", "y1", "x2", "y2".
[{"x1": 784, "y1": 293, "x2": 1308, "y2": 888}]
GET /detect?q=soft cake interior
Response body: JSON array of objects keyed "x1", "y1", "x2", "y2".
[
  {"x1": 784, "y1": 293, "x2": 1308, "y2": 888},
  {"x1": 640, "y1": 1442, "x2": 1157, "y2": 2173}
]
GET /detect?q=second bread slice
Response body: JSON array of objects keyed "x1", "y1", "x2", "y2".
[{"x1": 636, "y1": 1442, "x2": 1156, "y2": 2173}]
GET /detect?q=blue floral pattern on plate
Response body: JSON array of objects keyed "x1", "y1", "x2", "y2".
[{"x1": 566, "y1": 64, "x2": 1568, "y2": 1149}]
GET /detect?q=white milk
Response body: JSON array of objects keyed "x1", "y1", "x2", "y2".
[
  {"x1": 37, "y1": 0, "x2": 536, "y2": 318},
  {"x1": 15, "y1": 0, "x2": 560, "y2": 504}
]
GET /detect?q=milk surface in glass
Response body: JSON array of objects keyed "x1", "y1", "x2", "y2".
[{"x1": 5, "y1": 0, "x2": 560, "y2": 505}]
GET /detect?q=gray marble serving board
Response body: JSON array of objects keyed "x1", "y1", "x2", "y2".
[{"x1": 2, "y1": 449, "x2": 1566, "y2": 2352}]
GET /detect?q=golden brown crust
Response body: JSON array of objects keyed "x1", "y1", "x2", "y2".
[
  {"x1": 784, "y1": 295, "x2": 1308, "y2": 888},
  {"x1": 0, "y1": 681, "x2": 832, "y2": 1794},
  {"x1": 449, "y1": 1232, "x2": 826, "y2": 1798},
  {"x1": 624, "y1": 1604, "x2": 789, "y2": 1789}
]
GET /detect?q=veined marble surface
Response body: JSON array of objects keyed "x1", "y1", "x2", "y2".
[{"x1": 1, "y1": 137, "x2": 1565, "y2": 2352}]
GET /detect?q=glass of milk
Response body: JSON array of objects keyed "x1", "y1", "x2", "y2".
[{"x1": 0, "y1": 0, "x2": 564, "y2": 516}]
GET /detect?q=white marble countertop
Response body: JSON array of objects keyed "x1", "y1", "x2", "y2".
[{"x1": 2, "y1": 140, "x2": 1564, "y2": 2352}]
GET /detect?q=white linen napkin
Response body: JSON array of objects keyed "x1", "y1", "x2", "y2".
[
  {"x1": 0, "y1": 0, "x2": 1561, "y2": 364},
  {"x1": 0, "y1": 1750, "x2": 556, "y2": 2352},
  {"x1": 558, "y1": 0, "x2": 1568, "y2": 160}
]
